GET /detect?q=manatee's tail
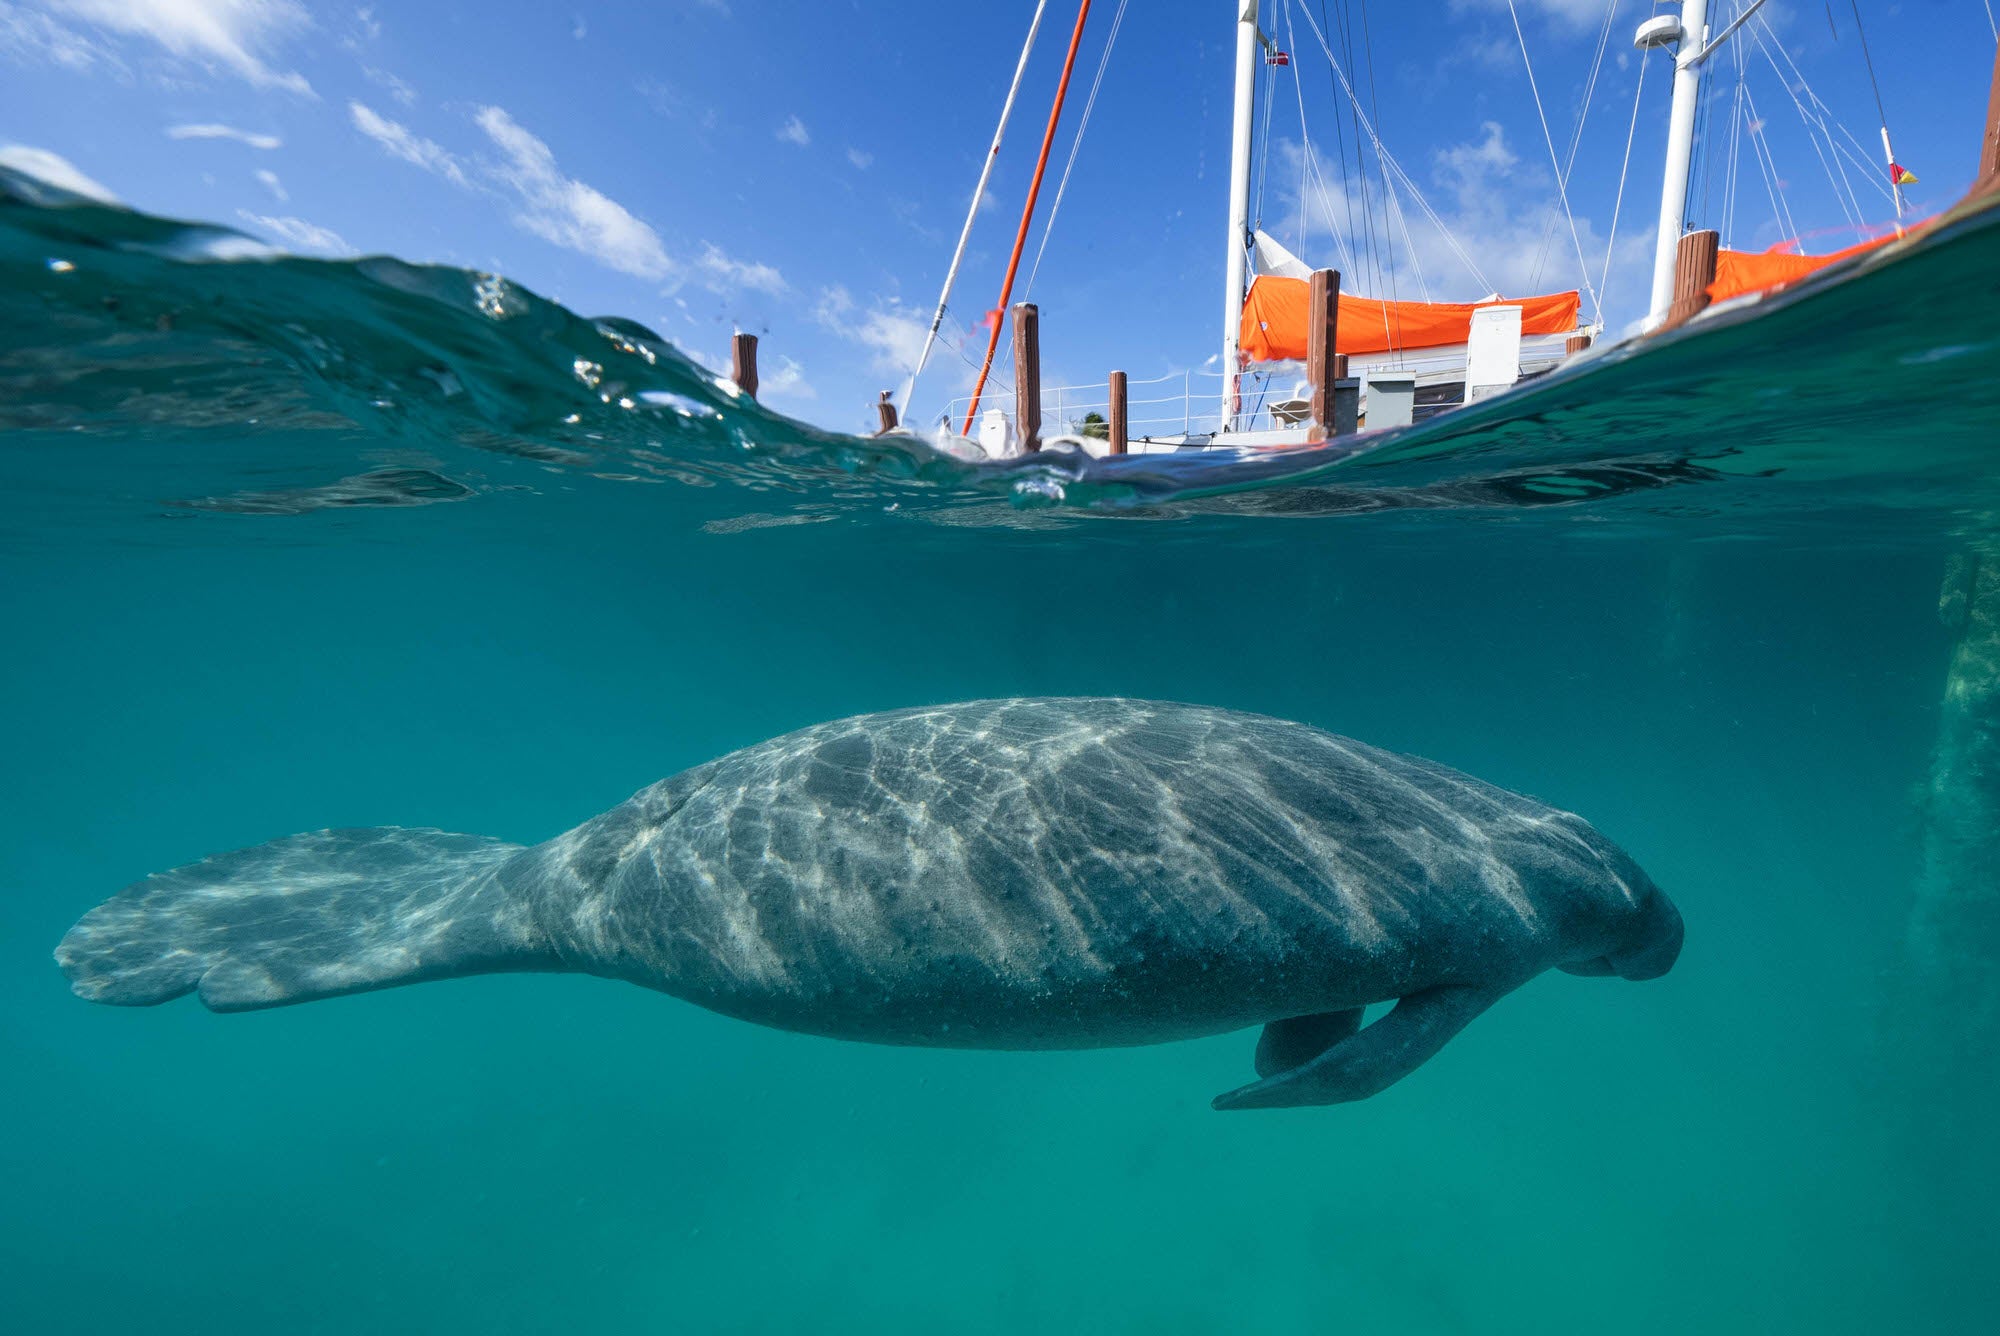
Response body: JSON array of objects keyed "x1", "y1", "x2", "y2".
[{"x1": 55, "y1": 828, "x2": 558, "y2": 1012}]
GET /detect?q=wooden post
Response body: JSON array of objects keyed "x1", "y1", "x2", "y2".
[
  {"x1": 1978, "y1": 42, "x2": 2000, "y2": 195},
  {"x1": 1107, "y1": 370, "x2": 1128, "y2": 455},
  {"x1": 1332, "y1": 353, "x2": 1349, "y2": 381},
  {"x1": 1565, "y1": 333, "x2": 1593, "y2": 355},
  {"x1": 1012, "y1": 302, "x2": 1041, "y2": 453},
  {"x1": 730, "y1": 332, "x2": 759, "y2": 400},
  {"x1": 1660, "y1": 229, "x2": 1719, "y2": 332},
  {"x1": 1306, "y1": 268, "x2": 1341, "y2": 437},
  {"x1": 875, "y1": 391, "x2": 899, "y2": 434}
]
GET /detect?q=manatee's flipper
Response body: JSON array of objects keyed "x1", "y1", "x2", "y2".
[
  {"x1": 55, "y1": 828, "x2": 555, "y2": 1012},
  {"x1": 1254, "y1": 1009, "x2": 1365, "y2": 1079},
  {"x1": 1214, "y1": 986, "x2": 1502, "y2": 1111}
]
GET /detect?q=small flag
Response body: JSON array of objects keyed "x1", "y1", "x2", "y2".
[
  {"x1": 979, "y1": 308, "x2": 1003, "y2": 336},
  {"x1": 1267, "y1": 50, "x2": 1290, "y2": 66},
  {"x1": 1889, "y1": 162, "x2": 1918, "y2": 186}
]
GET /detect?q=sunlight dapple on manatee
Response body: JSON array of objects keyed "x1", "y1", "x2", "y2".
[{"x1": 55, "y1": 699, "x2": 1682, "y2": 1109}]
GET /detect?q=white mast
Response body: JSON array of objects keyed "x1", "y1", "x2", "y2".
[
  {"x1": 900, "y1": 1, "x2": 1050, "y2": 422},
  {"x1": 1642, "y1": 0, "x2": 1710, "y2": 331},
  {"x1": 1220, "y1": 0, "x2": 1260, "y2": 431}
]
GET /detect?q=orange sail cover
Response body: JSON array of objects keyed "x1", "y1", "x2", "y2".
[
  {"x1": 1705, "y1": 233, "x2": 1897, "y2": 304},
  {"x1": 1237, "y1": 276, "x2": 1580, "y2": 361}
]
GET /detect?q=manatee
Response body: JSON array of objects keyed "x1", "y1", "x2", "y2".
[{"x1": 55, "y1": 698, "x2": 1682, "y2": 1109}]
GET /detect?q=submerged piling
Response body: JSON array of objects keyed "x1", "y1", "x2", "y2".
[{"x1": 875, "y1": 391, "x2": 899, "y2": 435}]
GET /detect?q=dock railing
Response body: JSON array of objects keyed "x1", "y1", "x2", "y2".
[{"x1": 940, "y1": 368, "x2": 1233, "y2": 443}]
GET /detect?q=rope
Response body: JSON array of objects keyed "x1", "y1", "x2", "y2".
[
  {"x1": 1842, "y1": 0, "x2": 1907, "y2": 215},
  {"x1": 1743, "y1": 19, "x2": 1880, "y2": 244},
  {"x1": 1327, "y1": 1, "x2": 1385, "y2": 309},
  {"x1": 961, "y1": 0, "x2": 1094, "y2": 436},
  {"x1": 1743, "y1": 84, "x2": 1801, "y2": 244},
  {"x1": 1756, "y1": 16, "x2": 1894, "y2": 201},
  {"x1": 1358, "y1": 0, "x2": 1406, "y2": 332},
  {"x1": 1532, "y1": 0, "x2": 1619, "y2": 290},
  {"x1": 1281, "y1": 0, "x2": 1356, "y2": 274},
  {"x1": 1291, "y1": 1, "x2": 1492, "y2": 293},
  {"x1": 1504, "y1": 0, "x2": 1603, "y2": 325},
  {"x1": 1380, "y1": 169, "x2": 1432, "y2": 303},
  {"x1": 1597, "y1": 41, "x2": 1649, "y2": 322},
  {"x1": 900, "y1": 1, "x2": 1048, "y2": 418},
  {"x1": 1023, "y1": 0, "x2": 1130, "y2": 300},
  {"x1": 1844, "y1": 0, "x2": 1895, "y2": 147},
  {"x1": 1253, "y1": 36, "x2": 1276, "y2": 230},
  {"x1": 1722, "y1": 38, "x2": 1746, "y2": 247}
]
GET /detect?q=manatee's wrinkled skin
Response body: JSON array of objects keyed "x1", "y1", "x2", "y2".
[{"x1": 58, "y1": 699, "x2": 1682, "y2": 1109}]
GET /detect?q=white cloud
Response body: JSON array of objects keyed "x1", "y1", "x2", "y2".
[
  {"x1": 54, "y1": 0, "x2": 314, "y2": 94},
  {"x1": 815, "y1": 285, "x2": 930, "y2": 378},
  {"x1": 846, "y1": 146, "x2": 873, "y2": 170},
  {"x1": 763, "y1": 354, "x2": 814, "y2": 401},
  {"x1": 349, "y1": 101, "x2": 468, "y2": 186},
  {"x1": 362, "y1": 64, "x2": 416, "y2": 105},
  {"x1": 166, "y1": 121, "x2": 281, "y2": 149},
  {"x1": 237, "y1": 209, "x2": 354, "y2": 255},
  {"x1": 696, "y1": 241, "x2": 785, "y2": 295},
  {"x1": 0, "y1": 3, "x2": 115, "y2": 72},
  {"x1": 255, "y1": 166, "x2": 285, "y2": 200},
  {"x1": 0, "y1": 142, "x2": 119, "y2": 201},
  {"x1": 776, "y1": 115, "x2": 810, "y2": 147},
  {"x1": 347, "y1": 100, "x2": 767, "y2": 288},
  {"x1": 474, "y1": 104, "x2": 674, "y2": 280}
]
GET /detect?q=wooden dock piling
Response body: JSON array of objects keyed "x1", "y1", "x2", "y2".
[
  {"x1": 730, "y1": 332, "x2": 759, "y2": 401},
  {"x1": 1980, "y1": 43, "x2": 2000, "y2": 195},
  {"x1": 1306, "y1": 268, "x2": 1342, "y2": 438},
  {"x1": 1012, "y1": 302, "x2": 1041, "y2": 453},
  {"x1": 1660, "y1": 229, "x2": 1719, "y2": 332},
  {"x1": 1566, "y1": 333, "x2": 1593, "y2": 355},
  {"x1": 1112, "y1": 370, "x2": 1128, "y2": 454},
  {"x1": 875, "y1": 391, "x2": 899, "y2": 434}
]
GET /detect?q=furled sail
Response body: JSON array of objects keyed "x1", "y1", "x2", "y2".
[
  {"x1": 1704, "y1": 233, "x2": 1898, "y2": 305},
  {"x1": 1237, "y1": 276, "x2": 1580, "y2": 360}
]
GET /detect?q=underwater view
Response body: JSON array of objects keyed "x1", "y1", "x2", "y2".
[{"x1": 5, "y1": 162, "x2": 2000, "y2": 1333}]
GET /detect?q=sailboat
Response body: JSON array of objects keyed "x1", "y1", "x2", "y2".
[{"x1": 896, "y1": 1, "x2": 1983, "y2": 458}]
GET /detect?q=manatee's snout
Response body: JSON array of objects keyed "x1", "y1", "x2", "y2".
[
  {"x1": 1557, "y1": 842, "x2": 1684, "y2": 982},
  {"x1": 1606, "y1": 889, "x2": 1683, "y2": 981}
]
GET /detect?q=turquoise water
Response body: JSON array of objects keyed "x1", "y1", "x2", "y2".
[{"x1": 5, "y1": 173, "x2": 1999, "y2": 1333}]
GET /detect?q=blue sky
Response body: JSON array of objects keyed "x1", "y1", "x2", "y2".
[{"x1": 3, "y1": 1, "x2": 1995, "y2": 432}]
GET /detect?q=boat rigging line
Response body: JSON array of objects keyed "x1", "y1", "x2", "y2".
[
  {"x1": 899, "y1": 1, "x2": 1049, "y2": 421},
  {"x1": 1023, "y1": 0, "x2": 1131, "y2": 301},
  {"x1": 1842, "y1": 0, "x2": 1907, "y2": 216},
  {"x1": 1597, "y1": 34, "x2": 1651, "y2": 317},
  {"x1": 1504, "y1": 0, "x2": 1604, "y2": 327},
  {"x1": 1289, "y1": 1, "x2": 1494, "y2": 296},
  {"x1": 1531, "y1": 0, "x2": 1620, "y2": 292},
  {"x1": 962, "y1": 0, "x2": 1094, "y2": 437}
]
